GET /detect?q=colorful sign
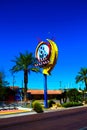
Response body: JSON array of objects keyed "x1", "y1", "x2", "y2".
[{"x1": 35, "y1": 39, "x2": 58, "y2": 75}]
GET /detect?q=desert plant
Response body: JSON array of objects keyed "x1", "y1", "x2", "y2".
[
  {"x1": 48, "y1": 100, "x2": 56, "y2": 108},
  {"x1": 32, "y1": 101, "x2": 43, "y2": 113},
  {"x1": 62, "y1": 102, "x2": 83, "y2": 108},
  {"x1": 56, "y1": 102, "x2": 62, "y2": 107}
]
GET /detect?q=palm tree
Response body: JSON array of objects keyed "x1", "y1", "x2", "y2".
[
  {"x1": 75, "y1": 68, "x2": 87, "y2": 90},
  {"x1": 10, "y1": 51, "x2": 40, "y2": 101}
]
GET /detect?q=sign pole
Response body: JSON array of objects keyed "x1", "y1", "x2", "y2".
[
  {"x1": 35, "y1": 39, "x2": 58, "y2": 109},
  {"x1": 44, "y1": 74, "x2": 48, "y2": 108}
]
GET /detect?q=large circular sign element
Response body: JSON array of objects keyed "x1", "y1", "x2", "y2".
[{"x1": 36, "y1": 42, "x2": 51, "y2": 62}]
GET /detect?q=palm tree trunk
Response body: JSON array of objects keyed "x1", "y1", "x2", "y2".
[
  {"x1": 84, "y1": 79, "x2": 87, "y2": 90},
  {"x1": 85, "y1": 83, "x2": 87, "y2": 91},
  {"x1": 24, "y1": 69, "x2": 28, "y2": 101}
]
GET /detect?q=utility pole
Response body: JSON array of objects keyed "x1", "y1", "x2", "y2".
[{"x1": 59, "y1": 81, "x2": 62, "y2": 90}]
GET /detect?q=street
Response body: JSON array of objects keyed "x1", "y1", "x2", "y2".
[{"x1": 0, "y1": 107, "x2": 87, "y2": 130}]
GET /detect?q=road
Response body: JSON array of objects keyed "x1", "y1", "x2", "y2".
[{"x1": 0, "y1": 107, "x2": 87, "y2": 130}]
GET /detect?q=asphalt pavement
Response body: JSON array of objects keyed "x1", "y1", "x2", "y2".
[{"x1": 0, "y1": 106, "x2": 87, "y2": 130}]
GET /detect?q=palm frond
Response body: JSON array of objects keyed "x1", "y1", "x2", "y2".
[
  {"x1": 31, "y1": 68, "x2": 41, "y2": 73},
  {"x1": 10, "y1": 51, "x2": 40, "y2": 74},
  {"x1": 75, "y1": 67, "x2": 87, "y2": 90},
  {"x1": 75, "y1": 75, "x2": 83, "y2": 83},
  {"x1": 79, "y1": 68, "x2": 87, "y2": 75}
]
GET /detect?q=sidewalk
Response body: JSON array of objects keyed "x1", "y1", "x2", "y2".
[
  {"x1": 0, "y1": 106, "x2": 36, "y2": 118},
  {"x1": 0, "y1": 105, "x2": 87, "y2": 119}
]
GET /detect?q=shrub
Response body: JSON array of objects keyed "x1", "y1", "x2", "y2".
[
  {"x1": 56, "y1": 102, "x2": 62, "y2": 107},
  {"x1": 62, "y1": 102, "x2": 83, "y2": 108},
  {"x1": 84, "y1": 98, "x2": 87, "y2": 104},
  {"x1": 48, "y1": 100, "x2": 56, "y2": 108},
  {"x1": 32, "y1": 101, "x2": 43, "y2": 113},
  {"x1": 67, "y1": 88, "x2": 83, "y2": 102}
]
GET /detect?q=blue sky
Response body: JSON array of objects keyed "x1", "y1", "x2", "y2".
[{"x1": 0, "y1": 0, "x2": 87, "y2": 90}]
